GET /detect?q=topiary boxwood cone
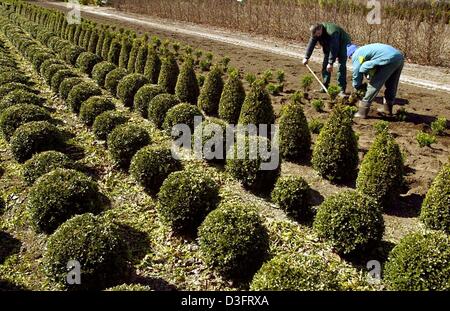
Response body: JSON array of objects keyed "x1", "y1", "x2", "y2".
[
  {"x1": 218, "y1": 69, "x2": 245, "y2": 124},
  {"x1": 198, "y1": 65, "x2": 224, "y2": 116},
  {"x1": 158, "y1": 53, "x2": 179, "y2": 94},
  {"x1": 238, "y1": 82, "x2": 275, "y2": 130},
  {"x1": 144, "y1": 46, "x2": 161, "y2": 84},
  {"x1": 127, "y1": 37, "x2": 141, "y2": 73},
  {"x1": 175, "y1": 58, "x2": 199, "y2": 105},
  {"x1": 119, "y1": 35, "x2": 132, "y2": 69}
]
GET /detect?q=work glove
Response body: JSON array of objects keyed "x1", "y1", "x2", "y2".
[
  {"x1": 326, "y1": 63, "x2": 333, "y2": 73},
  {"x1": 302, "y1": 58, "x2": 309, "y2": 65}
]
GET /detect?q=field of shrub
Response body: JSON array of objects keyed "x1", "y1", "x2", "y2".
[{"x1": 0, "y1": 0, "x2": 449, "y2": 291}]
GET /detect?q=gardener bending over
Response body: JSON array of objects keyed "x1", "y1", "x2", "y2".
[
  {"x1": 347, "y1": 43, "x2": 405, "y2": 119},
  {"x1": 303, "y1": 23, "x2": 351, "y2": 96}
]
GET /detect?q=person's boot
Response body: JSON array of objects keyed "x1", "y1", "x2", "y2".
[
  {"x1": 354, "y1": 100, "x2": 370, "y2": 119},
  {"x1": 377, "y1": 98, "x2": 394, "y2": 116}
]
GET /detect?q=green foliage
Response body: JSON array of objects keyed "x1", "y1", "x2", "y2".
[
  {"x1": 384, "y1": 231, "x2": 450, "y2": 291},
  {"x1": 92, "y1": 61, "x2": 116, "y2": 87},
  {"x1": 119, "y1": 36, "x2": 132, "y2": 69},
  {"x1": 23, "y1": 151, "x2": 74, "y2": 185},
  {"x1": 312, "y1": 104, "x2": 358, "y2": 182},
  {"x1": 245, "y1": 73, "x2": 256, "y2": 86},
  {"x1": 104, "y1": 67, "x2": 128, "y2": 95},
  {"x1": 308, "y1": 118, "x2": 324, "y2": 134},
  {"x1": 431, "y1": 116, "x2": 447, "y2": 136},
  {"x1": 107, "y1": 124, "x2": 151, "y2": 168},
  {"x1": 290, "y1": 91, "x2": 304, "y2": 105},
  {"x1": 76, "y1": 52, "x2": 101, "y2": 75},
  {"x1": 158, "y1": 53, "x2": 179, "y2": 94},
  {"x1": 0, "y1": 104, "x2": 51, "y2": 141},
  {"x1": 313, "y1": 190, "x2": 384, "y2": 255},
  {"x1": 143, "y1": 46, "x2": 161, "y2": 84},
  {"x1": 127, "y1": 38, "x2": 141, "y2": 73},
  {"x1": 79, "y1": 96, "x2": 116, "y2": 126},
  {"x1": 50, "y1": 69, "x2": 78, "y2": 93},
  {"x1": 41, "y1": 63, "x2": 68, "y2": 85},
  {"x1": 271, "y1": 176, "x2": 311, "y2": 221},
  {"x1": 133, "y1": 84, "x2": 165, "y2": 118},
  {"x1": 101, "y1": 31, "x2": 113, "y2": 60},
  {"x1": 0, "y1": 89, "x2": 45, "y2": 113},
  {"x1": 311, "y1": 99, "x2": 324, "y2": 112},
  {"x1": 116, "y1": 73, "x2": 149, "y2": 108},
  {"x1": 327, "y1": 84, "x2": 341, "y2": 102},
  {"x1": 278, "y1": 103, "x2": 311, "y2": 161},
  {"x1": 106, "y1": 284, "x2": 151, "y2": 291},
  {"x1": 416, "y1": 131, "x2": 437, "y2": 147},
  {"x1": 218, "y1": 69, "x2": 245, "y2": 124},
  {"x1": 198, "y1": 201, "x2": 269, "y2": 280},
  {"x1": 301, "y1": 75, "x2": 313, "y2": 91},
  {"x1": 226, "y1": 135, "x2": 280, "y2": 193},
  {"x1": 44, "y1": 213, "x2": 130, "y2": 290},
  {"x1": 67, "y1": 81, "x2": 102, "y2": 113},
  {"x1": 157, "y1": 169, "x2": 219, "y2": 234},
  {"x1": 373, "y1": 120, "x2": 389, "y2": 135},
  {"x1": 63, "y1": 45, "x2": 84, "y2": 65},
  {"x1": 0, "y1": 71, "x2": 30, "y2": 86},
  {"x1": 396, "y1": 107, "x2": 408, "y2": 121},
  {"x1": 87, "y1": 30, "x2": 99, "y2": 53},
  {"x1": 420, "y1": 163, "x2": 450, "y2": 233},
  {"x1": 238, "y1": 83, "x2": 275, "y2": 128},
  {"x1": 135, "y1": 41, "x2": 148, "y2": 74},
  {"x1": 107, "y1": 37, "x2": 122, "y2": 66},
  {"x1": 147, "y1": 94, "x2": 180, "y2": 129},
  {"x1": 163, "y1": 103, "x2": 203, "y2": 135},
  {"x1": 198, "y1": 66, "x2": 224, "y2": 116},
  {"x1": 356, "y1": 129, "x2": 404, "y2": 207},
  {"x1": 93, "y1": 110, "x2": 128, "y2": 140},
  {"x1": 175, "y1": 58, "x2": 199, "y2": 105},
  {"x1": 192, "y1": 118, "x2": 228, "y2": 163},
  {"x1": 250, "y1": 253, "x2": 340, "y2": 290},
  {"x1": 0, "y1": 82, "x2": 37, "y2": 101},
  {"x1": 266, "y1": 83, "x2": 283, "y2": 95},
  {"x1": 28, "y1": 169, "x2": 103, "y2": 233}
]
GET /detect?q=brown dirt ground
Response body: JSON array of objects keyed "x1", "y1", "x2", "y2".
[{"x1": 37, "y1": 1, "x2": 450, "y2": 243}]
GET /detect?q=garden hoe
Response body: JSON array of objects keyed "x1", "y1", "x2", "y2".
[{"x1": 306, "y1": 64, "x2": 328, "y2": 95}]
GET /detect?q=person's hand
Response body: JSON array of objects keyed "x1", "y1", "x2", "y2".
[
  {"x1": 326, "y1": 63, "x2": 333, "y2": 73},
  {"x1": 302, "y1": 58, "x2": 309, "y2": 66}
]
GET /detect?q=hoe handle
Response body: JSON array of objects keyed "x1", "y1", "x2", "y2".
[{"x1": 306, "y1": 64, "x2": 329, "y2": 95}]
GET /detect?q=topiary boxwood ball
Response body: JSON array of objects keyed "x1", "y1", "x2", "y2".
[
  {"x1": 148, "y1": 93, "x2": 179, "y2": 129},
  {"x1": 0, "y1": 104, "x2": 51, "y2": 141},
  {"x1": 107, "y1": 124, "x2": 151, "y2": 168},
  {"x1": 28, "y1": 168, "x2": 104, "y2": 233},
  {"x1": 198, "y1": 201, "x2": 269, "y2": 280},
  {"x1": 420, "y1": 163, "x2": 450, "y2": 233},
  {"x1": 10, "y1": 121, "x2": 64, "y2": 163},
  {"x1": 93, "y1": 111, "x2": 129, "y2": 141},
  {"x1": 312, "y1": 104, "x2": 358, "y2": 182},
  {"x1": 117, "y1": 74, "x2": 149, "y2": 108},
  {"x1": 198, "y1": 65, "x2": 223, "y2": 116},
  {"x1": 384, "y1": 231, "x2": 450, "y2": 291},
  {"x1": 43, "y1": 213, "x2": 130, "y2": 290},
  {"x1": 0, "y1": 90, "x2": 45, "y2": 113},
  {"x1": 271, "y1": 175, "x2": 311, "y2": 221},
  {"x1": 104, "y1": 67, "x2": 128, "y2": 96},
  {"x1": 79, "y1": 96, "x2": 116, "y2": 126},
  {"x1": 0, "y1": 82, "x2": 38, "y2": 101},
  {"x1": 238, "y1": 83, "x2": 275, "y2": 129},
  {"x1": 50, "y1": 69, "x2": 78, "y2": 93},
  {"x1": 130, "y1": 144, "x2": 182, "y2": 194},
  {"x1": 42, "y1": 63, "x2": 68, "y2": 85},
  {"x1": 133, "y1": 84, "x2": 165, "y2": 118},
  {"x1": 59, "y1": 77, "x2": 84, "y2": 100},
  {"x1": 0, "y1": 72, "x2": 30, "y2": 86},
  {"x1": 76, "y1": 51, "x2": 101, "y2": 75},
  {"x1": 67, "y1": 82, "x2": 102, "y2": 113},
  {"x1": 192, "y1": 118, "x2": 229, "y2": 163},
  {"x1": 39, "y1": 58, "x2": 64, "y2": 80},
  {"x1": 356, "y1": 128, "x2": 404, "y2": 208},
  {"x1": 175, "y1": 58, "x2": 199, "y2": 105},
  {"x1": 157, "y1": 169, "x2": 219, "y2": 235},
  {"x1": 226, "y1": 135, "x2": 280, "y2": 193},
  {"x1": 23, "y1": 151, "x2": 74, "y2": 185},
  {"x1": 278, "y1": 103, "x2": 311, "y2": 162},
  {"x1": 92, "y1": 61, "x2": 117, "y2": 87},
  {"x1": 313, "y1": 190, "x2": 384, "y2": 255},
  {"x1": 250, "y1": 253, "x2": 340, "y2": 290},
  {"x1": 218, "y1": 69, "x2": 245, "y2": 124},
  {"x1": 162, "y1": 103, "x2": 203, "y2": 137},
  {"x1": 64, "y1": 44, "x2": 84, "y2": 65}
]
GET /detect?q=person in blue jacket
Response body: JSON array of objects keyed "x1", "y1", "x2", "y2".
[{"x1": 347, "y1": 43, "x2": 405, "y2": 118}]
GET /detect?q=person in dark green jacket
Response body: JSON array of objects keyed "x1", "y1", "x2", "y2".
[{"x1": 302, "y1": 23, "x2": 351, "y2": 94}]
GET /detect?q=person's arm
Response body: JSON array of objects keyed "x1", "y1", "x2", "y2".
[
  {"x1": 304, "y1": 36, "x2": 318, "y2": 59},
  {"x1": 359, "y1": 59, "x2": 379, "y2": 73},
  {"x1": 352, "y1": 58, "x2": 364, "y2": 89},
  {"x1": 328, "y1": 32, "x2": 340, "y2": 64}
]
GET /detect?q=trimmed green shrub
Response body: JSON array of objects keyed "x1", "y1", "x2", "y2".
[
  {"x1": 64, "y1": 45, "x2": 85, "y2": 65},
  {"x1": 158, "y1": 53, "x2": 179, "y2": 94},
  {"x1": 30, "y1": 50, "x2": 52, "y2": 71},
  {"x1": 58, "y1": 77, "x2": 84, "y2": 100},
  {"x1": 127, "y1": 38, "x2": 141, "y2": 73},
  {"x1": 23, "y1": 151, "x2": 74, "y2": 185},
  {"x1": 0, "y1": 72, "x2": 31, "y2": 86},
  {"x1": 313, "y1": 190, "x2": 384, "y2": 255},
  {"x1": 148, "y1": 94, "x2": 180, "y2": 129},
  {"x1": 271, "y1": 176, "x2": 311, "y2": 221},
  {"x1": 312, "y1": 105, "x2": 358, "y2": 182},
  {"x1": 116, "y1": 74, "x2": 149, "y2": 108},
  {"x1": 93, "y1": 111, "x2": 128, "y2": 140},
  {"x1": 67, "y1": 82, "x2": 102, "y2": 113},
  {"x1": 79, "y1": 96, "x2": 115, "y2": 126},
  {"x1": 87, "y1": 30, "x2": 99, "y2": 53},
  {"x1": 133, "y1": 84, "x2": 165, "y2": 117},
  {"x1": 226, "y1": 135, "x2": 280, "y2": 193},
  {"x1": 107, "y1": 37, "x2": 121, "y2": 66},
  {"x1": 92, "y1": 61, "x2": 117, "y2": 87},
  {"x1": 50, "y1": 69, "x2": 78, "y2": 93},
  {"x1": 356, "y1": 129, "x2": 404, "y2": 207},
  {"x1": 96, "y1": 29, "x2": 106, "y2": 56},
  {"x1": 0, "y1": 83, "x2": 38, "y2": 101},
  {"x1": 42, "y1": 63, "x2": 68, "y2": 85},
  {"x1": 218, "y1": 70, "x2": 245, "y2": 124},
  {"x1": 278, "y1": 103, "x2": 311, "y2": 161},
  {"x1": 43, "y1": 213, "x2": 129, "y2": 290},
  {"x1": 0, "y1": 104, "x2": 51, "y2": 141},
  {"x1": 10, "y1": 121, "x2": 64, "y2": 163},
  {"x1": 105, "y1": 284, "x2": 151, "y2": 291},
  {"x1": 309, "y1": 118, "x2": 324, "y2": 134},
  {"x1": 107, "y1": 124, "x2": 151, "y2": 168},
  {"x1": 0, "y1": 196, "x2": 4, "y2": 215},
  {"x1": 119, "y1": 36, "x2": 132, "y2": 69},
  {"x1": 175, "y1": 58, "x2": 199, "y2": 105},
  {"x1": 238, "y1": 83, "x2": 275, "y2": 128},
  {"x1": 104, "y1": 67, "x2": 128, "y2": 95},
  {"x1": 420, "y1": 163, "x2": 450, "y2": 233},
  {"x1": 198, "y1": 201, "x2": 269, "y2": 279},
  {"x1": 384, "y1": 231, "x2": 450, "y2": 291},
  {"x1": 76, "y1": 52, "x2": 101, "y2": 75},
  {"x1": 198, "y1": 66, "x2": 223, "y2": 116},
  {"x1": 162, "y1": 103, "x2": 203, "y2": 135},
  {"x1": 157, "y1": 169, "x2": 219, "y2": 234},
  {"x1": 192, "y1": 118, "x2": 228, "y2": 163},
  {"x1": 143, "y1": 46, "x2": 161, "y2": 84},
  {"x1": 0, "y1": 90, "x2": 45, "y2": 113},
  {"x1": 250, "y1": 253, "x2": 340, "y2": 290},
  {"x1": 130, "y1": 144, "x2": 182, "y2": 193},
  {"x1": 101, "y1": 32, "x2": 114, "y2": 60},
  {"x1": 135, "y1": 40, "x2": 148, "y2": 74}
]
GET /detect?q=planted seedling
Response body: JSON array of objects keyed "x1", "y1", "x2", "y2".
[
  {"x1": 431, "y1": 116, "x2": 447, "y2": 136},
  {"x1": 416, "y1": 131, "x2": 437, "y2": 148},
  {"x1": 311, "y1": 99, "x2": 324, "y2": 112}
]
